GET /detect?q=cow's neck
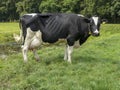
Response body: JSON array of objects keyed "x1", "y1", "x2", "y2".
[{"x1": 88, "y1": 23, "x2": 92, "y2": 35}]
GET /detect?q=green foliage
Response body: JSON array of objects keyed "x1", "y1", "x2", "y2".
[
  {"x1": 16, "y1": 0, "x2": 41, "y2": 16},
  {"x1": 61, "y1": 0, "x2": 81, "y2": 13},
  {"x1": 0, "y1": 23, "x2": 120, "y2": 89},
  {"x1": 39, "y1": 0, "x2": 61, "y2": 13},
  {"x1": 93, "y1": 0, "x2": 110, "y2": 16},
  {"x1": 39, "y1": 0, "x2": 81, "y2": 13},
  {"x1": 0, "y1": 0, "x2": 19, "y2": 21},
  {"x1": 111, "y1": 0, "x2": 120, "y2": 16},
  {"x1": 81, "y1": 0, "x2": 95, "y2": 16},
  {"x1": 0, "y1": 0, "x2": 120, "y2": 23}
]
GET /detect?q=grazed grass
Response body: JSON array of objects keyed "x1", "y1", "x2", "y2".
[{"x1": 0, "y1": 23, "x2": 120, "y2": 90}]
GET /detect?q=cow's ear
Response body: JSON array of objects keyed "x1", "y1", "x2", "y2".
[
  {"x1": 101, "y1": 19, "x2": 108, "y2": 24},
  {"x1": 84, "y1": 18, "x2": 90, "y2": 23}
]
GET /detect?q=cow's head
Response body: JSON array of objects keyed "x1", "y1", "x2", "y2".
[{"x1": 89, "y1": 16, "x2": 101, "y2": 36}]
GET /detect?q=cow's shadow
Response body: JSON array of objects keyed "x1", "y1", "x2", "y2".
[
  {"x1": 73, "y1": 55, "x2": 99, "y2": 64},
  {"x1": 40, "y1": 53, "x2": 102, "y2": 65},
  {"x1": 39, "y1": 53, "x2": 64, "y2": 65}
]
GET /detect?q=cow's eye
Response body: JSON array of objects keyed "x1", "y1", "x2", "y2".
[
  {"x1": 90, "y1": 22, "x2": 93, "y2": 26},
  {"x1": 90, "y1": 20, "x2": 94, "y2": 25}
]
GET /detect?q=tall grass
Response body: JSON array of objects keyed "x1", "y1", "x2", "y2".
[{"x1": 0, "y1": 23, "x2": 120, "y2": 90}]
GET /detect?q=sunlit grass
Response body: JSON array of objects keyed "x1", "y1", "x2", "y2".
[
  {"x1": 0, "y1": 22, "x2": 19, "y2": 43},
  {"x1": 0, "y1": 22, "x2": 19, "y2": 32}
]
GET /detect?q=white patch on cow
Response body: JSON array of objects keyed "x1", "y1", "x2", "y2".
[
  {"x1": 29, "y1": 31, "x2": 42, "y2": 49},
  {"x1": 77, "y1": 14, "x2": 84, "y2": 17},
  {"x1": 22, "y1": 27, "x2": 42, "y2": 62},
  {"x1": 25, "y1": 13, "x2": 37, "y2": 17},
  {"x1": 94, "y1": 29, "x2": 99, "y2": 34},
  {"x1": 92, "y1": 17, "x2": 99, "y2": 34},
  {"x1": 92, "y1": 17, "x2": 98, "y2": 25}
]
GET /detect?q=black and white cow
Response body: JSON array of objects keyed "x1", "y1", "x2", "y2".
[{"x1": 17, "y1": 13, "x2": 102, "y2": 63}]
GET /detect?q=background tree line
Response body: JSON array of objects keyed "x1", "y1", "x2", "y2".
[{"x1": 0, "y1": 0, "x2": 120, "y2": 23}]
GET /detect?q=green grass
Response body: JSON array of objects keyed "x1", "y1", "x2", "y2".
[
  {"x1": 0, "y1": 22, "x2": 19, "y2": 43},
  {"x1": 0, "y1": 23, "x2": 120, "y2": 90}
]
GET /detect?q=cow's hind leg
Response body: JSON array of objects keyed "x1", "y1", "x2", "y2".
[
  {"x1": 22, "y1": 28, "x2": 35, "y2": 62},
  {"x1": 30, "y1": 31, "x2": 42, "y2": 61},
  {"x1": 33, "y1": 49, "x2": 40, "y2": 62}
]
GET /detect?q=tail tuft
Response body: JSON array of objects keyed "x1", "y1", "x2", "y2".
[{"x1": 13, "y1": 33, "x2": 21, "y2": 43}]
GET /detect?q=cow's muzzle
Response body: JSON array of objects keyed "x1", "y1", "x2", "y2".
[
  {"x1": 93, "y1": 33, "x2": 100, "y2": 36},
  {"x1": 92, "y1": 30, "x2": 100, "y2": 36}
]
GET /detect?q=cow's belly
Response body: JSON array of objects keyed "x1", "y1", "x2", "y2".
[
  {"x1": 41, "y1": 33, "x2": 68, "y2": 43},
  {"x1": 29, "y1": 38, "x2": 41, "y2": 49}
]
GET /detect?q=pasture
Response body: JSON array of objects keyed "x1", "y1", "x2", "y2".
[{"x1": 0, "y1": 23, "x2": 120, "y2": 90}]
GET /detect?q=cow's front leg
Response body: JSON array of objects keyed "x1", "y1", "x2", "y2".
[
  {"x1": 67, "y1": 45, "x2": 74, "y2": 63},
  {"x1": 67, "y1": 35, "x2": 75, "y2": 63},
  {"x1": 64, "y1": 44, "x2": 68, "y2": 60},
  {"x1": 22, "y1": 43, "x2": 29, "y2": 63}
]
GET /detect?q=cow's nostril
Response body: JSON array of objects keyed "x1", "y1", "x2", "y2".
[
  {"x1": 92, "y1": 33, "x2": 100, "y2": 36},
  {"x1": 95, "y1": 33, "x2": 100, "y2": 36}
]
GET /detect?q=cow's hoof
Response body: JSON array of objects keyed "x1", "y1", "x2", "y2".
[
  {"x1": 64, "y1": 58, "x2": 67, "y2": 61},
  {"x1": 24, "y1": 60, "x2": 28, "y2": 63},
  {"x1": 68, "y1": 60, "x2": 72, "y2": 64},
  {"x1": 35, "y1": 58, "x2": 40, "y2": 62}
]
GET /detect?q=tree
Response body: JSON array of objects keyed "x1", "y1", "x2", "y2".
[
  {"x1": 16, "y1": 0, "x2": 41, "y2": 16},
  {"x1": 39, "y1": 0, "x2": 82, "y2": 13},
  {"x1": 80, "y1": 0, "x2": 95, "y2": 17},
  {"x1": 110, "y1": 0, "x2": 120, "y2": 23},
  {"x1": 0, "y1": 0, "x2": 20, "y2": 21},
  {"x1": 60, "y1": 0, "x2": 81, "y2": 13},
  {"x1": 0, "y1": 0, "x2": 8, "y2": 21},
  {"x1": 39, "y1": 0, "x2": 61, "y2": 13},
  {"x1": 0, "y1": 0, "x2": 119, "y2": 23}
]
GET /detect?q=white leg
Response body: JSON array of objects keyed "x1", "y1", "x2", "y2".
[
  {"x1": 30, "y1": 31, "x2": 42, "y2": 61},
  {"x1": 22, "y1": 45, "x2": 29, "y2": 62},
  {"x1": 22, "y1": 28, "x2": 35, "y2": 62},
  {"x1": 33, "y1": 49, "x2": 40, "y2": 61},
  {"x1": 64, "y1": 45, "x2": 68, "y2": 60},
  {"x1": 67, "y1": 45, "x2": 74, "y2": 63}
]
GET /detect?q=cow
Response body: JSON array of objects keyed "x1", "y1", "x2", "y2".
[{"x1": 16, "y1": 13, "x2": 102, "y2": 63}]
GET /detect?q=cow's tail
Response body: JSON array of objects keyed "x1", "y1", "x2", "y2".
[
  {"x1": 19, "y1": 18, "x2": 24, "y2": 44},
  {"x1": 19, "y1": 18, "x2": 27, "y2": 45},
  {"x1": 13, "y1": 18, "x2": 25, "y2": 45}
]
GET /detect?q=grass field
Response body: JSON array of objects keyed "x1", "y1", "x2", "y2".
[
  {"x1": 0, "y1": 23, "x2": 19, "y2": 43},
  {"x1": 0, "y1": 23, "x2": 120, "y2": 90}
]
